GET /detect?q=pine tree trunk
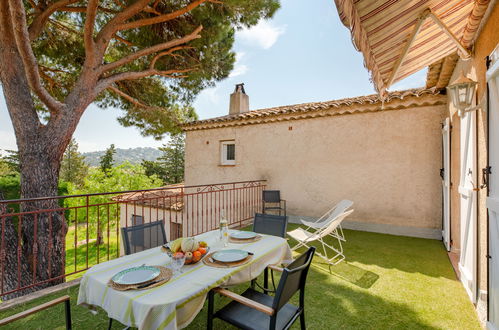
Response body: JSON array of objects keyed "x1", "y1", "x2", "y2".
[
  {"x1": 0, "y1": 123, "x2": 70, "y2": 300},
  {"x1": 0, "y1": 136, "x2": 69, "y2": 300},
  {"x1": 0, "y1": 4, "x2": 71, "y2": 298},
  {"x1": 20, "y1": 146, "x2": 68, "y2": 294}
]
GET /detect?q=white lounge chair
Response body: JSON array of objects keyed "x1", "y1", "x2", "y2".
[
  {"x1": 288, "y1": 209, "x2": 354, "y2": 267},
  {"x1": 300, "y1": 200, "x2": 353, "y2": 241}
]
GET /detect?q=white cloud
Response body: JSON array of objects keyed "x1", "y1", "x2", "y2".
[
  {"x1": 237, "y1": 20, "x2": 286, "y2": 49},
  {"x1": 229, "y1": 52, "x2": 249, "y2": 78},
  {"x1": 229, "y1": 64, "x2": 248, "y2": 78},
  {"x1": 201, "y1": 87, "x2": 220, "y2": 104}
]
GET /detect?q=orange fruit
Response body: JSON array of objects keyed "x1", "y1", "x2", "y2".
[
  {"x1": 198, "y1": 248, "x2": 207, "y2": 255},
  {"x1": 192, "y1": 251, "x2": 201, "y2": 262}
]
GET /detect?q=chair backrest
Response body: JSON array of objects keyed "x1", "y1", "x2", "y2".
[
  {"x1": 253, "y1": 213, "x2": 288, "y2": 238},
  {"x1": 329, "y1": 199, "x2": 353, "y2": 219},
  {"x1": 121, "y1": 220, "x2": 167, "y2": 255},
  {"x1": 318, "y1": 209, "x2": 354, "y2": 238},
  {"x1": 318, "y1": 199, "x2": 353, "y2": 223},
  {"x1": 272, "y1": 247, "x2": 316, "y2": 312},
  {"x1": 262, "y1": 190, "x2": 281, "y2": 203}
]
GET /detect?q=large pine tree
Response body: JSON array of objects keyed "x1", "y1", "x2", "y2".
[{"x1": 0, "y1": 0, "x2": 280, "y2": 297}]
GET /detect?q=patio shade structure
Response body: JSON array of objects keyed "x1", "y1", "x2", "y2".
[{"x1": 334, "y1": 0, "x2": 491, "y2": 96}]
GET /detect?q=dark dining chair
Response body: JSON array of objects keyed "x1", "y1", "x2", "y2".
[
  {"x1": 111, "y1": 221, "x2": 168, "y2": 329},
  {"x1": 252, "y1": 213, "x2": 289, "y2": 293},
  {"x1": 121, "y1": 220, "x2": 167, "y2": 255},
  {"x1": 207, "y1": 247, "x2": 316, "y2": 330},
  {"x1": 253, "y1": 213, "x2": 288, "y2": 238},
  {"x1": 262, "y1": 190, "x2": 286, "y2": 216}
]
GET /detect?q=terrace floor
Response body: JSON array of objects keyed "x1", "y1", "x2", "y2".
[{"x1": 0, "y1": 225, "x2": 481, "y2": 329}]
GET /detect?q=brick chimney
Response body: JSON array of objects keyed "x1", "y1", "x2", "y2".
[{"x1": 229, "y1": 83, "x2": 249, "y2": 115}]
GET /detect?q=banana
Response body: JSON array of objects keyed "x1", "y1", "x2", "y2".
[{"x1": 170, "y1": 238, "x2": 183, "y2": 253}]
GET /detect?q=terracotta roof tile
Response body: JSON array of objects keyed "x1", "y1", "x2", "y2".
[
  {"x1": 114, "y1": 184, "x2": 184, "y2": 211},
  {"x1": 182, "y1": 87, "x2": 445, "y2": 131}
]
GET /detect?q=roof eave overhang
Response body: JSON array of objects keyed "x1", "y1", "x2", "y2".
[
  {"x1": 333, "y1": 0, "x2": 492, "y2": 95},
  {"x1": 182, "y1": 91, "x2": 446, "y2": 131}
]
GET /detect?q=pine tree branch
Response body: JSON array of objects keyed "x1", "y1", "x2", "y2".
[
  {"x1": 84, "y1": 0, "x2": 99, "y2": 64},
  {"x1": 58, "y1": 6, "x2": 118, "y2": 14},
  {"x1": 108, "y1": 85, "x2": 182, "y2": 127},
  {"x1": 149, "y1": 46, "x2": 193, "y2": 68},
  {"x1": 143, "y1": 5, "x2": 161, "y2": 16},
  {"x1": 100, "y1": 25, "x2": 202, "y2": 74},
  {"x1": 27, "y1": 0, "x2": 39, "y2": 10},
  {"x1": 108, "y1": 85, "x2": 151, "y2": 109},
  {"x1": 117, "y1": 0, "x2": 208, "y2": 32},
  {"x1": 113, "y1": 33, "x2": 134, "y2": 46},
  {"x1": 8, "y1": 0, "x2": 63, "y2": 113},
  {"x1": 28, "y1": 0, "x2": 79, "y2": 41},
  {"x1": 95, "y1": 0, "x2": 151, "y2": 56},
  {"x1": 99, "y1": 67, "x2": 195, "y2": 89}
]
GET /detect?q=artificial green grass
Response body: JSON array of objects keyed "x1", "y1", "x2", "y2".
[{"x1": 0, "y1": 227, "x2": 481, "y2": 329}]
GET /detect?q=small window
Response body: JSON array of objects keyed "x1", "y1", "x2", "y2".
[{"x1": 221, "y1": 141, "x2": 236, "y2": 165}]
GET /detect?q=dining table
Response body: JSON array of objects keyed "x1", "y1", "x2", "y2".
[{"x1": 77, "y1": 229, "x2": 293, "y2": 330}]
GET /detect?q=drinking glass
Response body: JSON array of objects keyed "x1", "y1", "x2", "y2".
[{"x1": 171, "y1": 254, "x2": 186, "y2": 276}]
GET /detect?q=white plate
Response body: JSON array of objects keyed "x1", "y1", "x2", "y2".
[
  {"x1": 230, "y1": 231, "x2": 257, "y2": 240},
  {"x1": 212, "y1": 249, "x2": 249, "y2": 263},
  {"x1": 111, "y1": 266, "x2": 160, "y2": 285}
]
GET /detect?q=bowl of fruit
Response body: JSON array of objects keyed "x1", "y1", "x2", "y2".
[{"x1": 163, "y1": 237, "x2": 209, "y2": 264}]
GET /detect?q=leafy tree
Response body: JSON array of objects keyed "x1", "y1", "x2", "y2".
[
  {"x1": 0, "y1": 150, "x2": 20, "y2": 175},
  {"x1": 159, "y1": 134, "x2": 185, "y2": 184},
  {"x1": 141, "y1": 159, "x2": 168, "y2": 182},
  {"x1": 100, "y1": 144, "x2": 116, "y2": 175},
  {"x1": 0, "y1": 162, "x2": 11, "y2": 177},
  {"x1": 66, "y1": 163, "x2": 162, "y2": 244},
  {"x1": 0, "y1": 0, "x2": 279, "y2": 296},
  {"x1": 0, "y1": 175, "x2": 22, "y2": 202},
  {"x1": 60, "y1": 139, "x2": 89, "y2": 187}
]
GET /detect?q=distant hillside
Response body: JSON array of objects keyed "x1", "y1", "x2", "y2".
[{"x1": 83, "y1": 147, "x2": 161, "y2": 167}]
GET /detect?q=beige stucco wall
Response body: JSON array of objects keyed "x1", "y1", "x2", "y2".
[
  {"x1": 448, "y1": 2, "x2": 499, "y2": 309},
  {"x1": 185, "y1": 102, "x2": 446, "y2": 234}
]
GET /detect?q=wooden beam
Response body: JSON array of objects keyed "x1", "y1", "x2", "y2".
[
  {"x1": 428, "y1": 11, "x2": 471, "y2": 59},
  {"x1": 213, "y1": 288, "x2": 275, "y2": 316},
  {"x1": 387, "y1": 10, "x2": 430, "y2": 88}
]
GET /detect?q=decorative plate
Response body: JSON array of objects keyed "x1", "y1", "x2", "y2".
[
  {"x1": 212, "y1": 249, "x2": 249, "y2": 263},
  {"x1": 230, "y1": 231, "x2": 257, "y2": 240},
  {"x1": 111, "y1": 266, "x2": 160, "y2": 285}
]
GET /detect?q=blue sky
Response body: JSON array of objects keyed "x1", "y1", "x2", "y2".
[{"x1": 0, "y1": 0, "x2": 427, "y2": 153}]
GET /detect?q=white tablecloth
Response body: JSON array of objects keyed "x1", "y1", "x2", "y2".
[{"x1": 77, "y1": 230, "x2": 292, "y2": 329}]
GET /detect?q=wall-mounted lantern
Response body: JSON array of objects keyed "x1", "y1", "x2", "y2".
[{"x1": 447, "y1": 72, "x2": 480, "y2": 117}]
